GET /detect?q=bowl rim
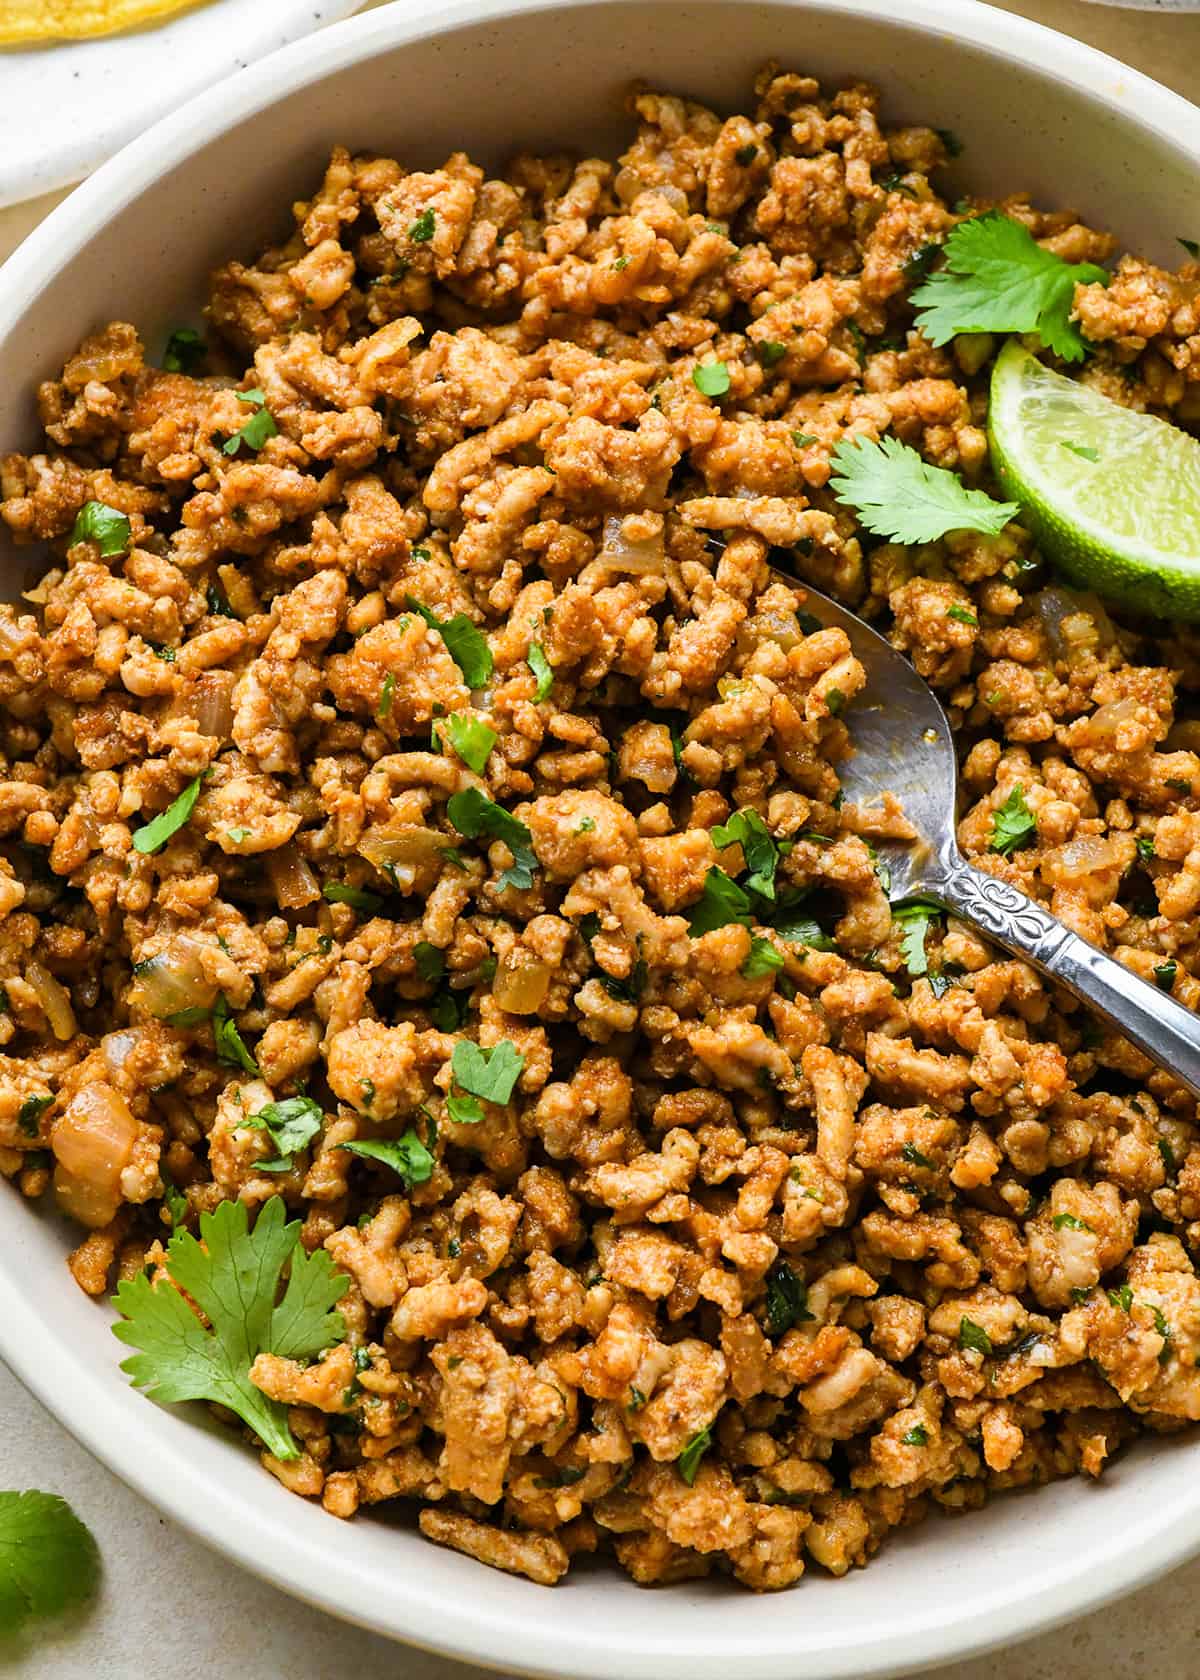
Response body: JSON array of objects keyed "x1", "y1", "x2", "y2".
[{"x1": 3, "y1": 1, "x2": 1200, "y2": 1674}]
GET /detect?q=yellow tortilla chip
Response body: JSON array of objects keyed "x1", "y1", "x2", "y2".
[{"x1": 0, "y1": 0, "x2": 210, "y2": 44}]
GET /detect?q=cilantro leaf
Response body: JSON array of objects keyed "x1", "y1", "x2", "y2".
[
  {"x1": 409, "y1": 208, "x2": 436, "y2": 242},
  {"x1": 162, "y1": 327, "x2": 206, "y2": 374},
  {"x1": 892, "y1": 901, "x2": 942, "y2": 977},
  {"x1": 771, "y1": 893, "x2": 836, "y2": 950},
  {"x1": 687, "y1": 867, "x2": 752, "y2": 935},
  {"x1": 322, "y1": 881, "x2": 385, "y2": 913},
  {"x1": 451, "y1": 1038, "x2": 525, "y2": 1105},
  {"x1": 446, "y1": 787, "x2": 536, "y2": 891},
  {"x1": 112, "y1": 1196, "x2": 348, "y2": 1461},
  {"x1": 1052, "y1": 1212, "x2": 1093, "y2": 1231},
  {"x1": 677, "y1": 1424, "x2": 714, "y2": 1485},
  {"x1": 764, "y1": 1260, "x2": 814, "y2": 1336},
  {"x1": 131, "y1": 772, "x2": 206, "y2": 854},
  {"x1": 68, "y1": 500, "x2": 131, "y2": 558},
  {"x1": 443, "y1": 714, "x2": 497, "y2": 775},
  {"x1": 989, "y1": 784, "x2": 1037, "y2": 855},
  {"x1": 413, "y1": 941, "x2": 446, "y2": 983},
  {"x1": 742, "y1": 935, "x2": 784, "y2": 979},
  {"x1": 909, "y1": 211, "x2": 1107, "y2": 361},
  {"x1": 18, "y1": 1093, "x2": 52, "y2": 1136},
  {"x1": 212, "y1": 995, "x2": 260, "y2": 1076},
  {"x1": 377, "y1": 672, "x2": 395, "y2": 719},
  {"x1": 710, "y1": 808, "x2": 780, "y2": 900},
  {"x1": 405, "y1": 596, "x2": 493, "y2": 689},
  {"x1": 958, "y1": 1316, "x2": 993, "y2": 1355},
  {"x1": 222, "y1": 390, "x2": 278, "y2": 456},
  {"x1": 829, "y1": 434, "x2": 1018, "y2": 544},
  {"x1": 243, "y1": 1095, "x2": 322, "y2": 1173},
  {"x1": 692, "y1": 361, "x2": 731, "y2": 398},
  {"x1": 529, "y1": 641, "x2": 554, "y2": 702},
  {"x1": 901, "y1": 1424, "x2": 929, "y2": 1447},
  {"x1": 446, "y1": 1091, "x2": 486, "y2": 1125},
  {"x1": 1108, "y1": 1285, "x2": 1133, "y2": 1312},
  {"x1": 338, "y1": 1134, "x2": 434, "y2": 1187},
  {"x1": 1154, "y1": 960, "x2": 1178, "y2": 992},
  {"x1": 0, "y1": 1491, "x2": 100, "y2": 1634}
]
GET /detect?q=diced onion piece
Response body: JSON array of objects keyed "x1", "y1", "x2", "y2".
[
  {"x1": 493, "y1": 951, "x2": 551, "y2": 1015},
  {"x1": 267, "y1": 845, "x2": 321, "y2": 909},
  {"x1": 127, "y1": 934, "x2": 219, "y2": 1019},
  {"x1": 192, "y1": 670, "x2": 236, "y2": 740},
  {"x1": 595, "y1": 514, "x2": 666, "y2": 575},
  {"x1": 52, "y1": 1082, "x2": 138, "y2": 1228},
  {"x1": 358, "y1": 822, "x2": 444, "y2": 892},
  {"x1": 26, "y1": 961, "x2": 76, "y2": 1042}
]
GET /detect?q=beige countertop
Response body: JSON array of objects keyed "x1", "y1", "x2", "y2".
[{"x1": 1, "y1": 2, "x2": 1199, "y2": 1677}]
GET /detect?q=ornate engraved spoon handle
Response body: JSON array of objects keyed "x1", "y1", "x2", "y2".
[{"x1": 931, "y1": 855, "x2": 1200, "y2": 1101}]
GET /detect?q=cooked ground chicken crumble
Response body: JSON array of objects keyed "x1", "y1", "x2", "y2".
[{"x1": 3, "y1": 62, "x2": 1200, "y2": 1593}]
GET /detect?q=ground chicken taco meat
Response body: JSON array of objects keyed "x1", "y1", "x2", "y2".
[{"x1": 2, "y1": 62, "x2": 1200, "y2": 1592}]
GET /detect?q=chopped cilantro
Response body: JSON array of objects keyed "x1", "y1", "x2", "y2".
[
  {"x1": 212, "y1": 995, "x2": 259, "y2": 1076},
  {"x1": 162, "y1": 327, "x2": 206, "y2": 373},
  {"x1": 338, "y1": 1134, "x2": 434, "y2": 1188},
  {"x1": 322, "y1": 881, "x2": 385, "y2": 914},
  {"x1": 243, "y1": 1095, "x2": 322, "y2": 1173},
  {"x1": 946, "y1": 603, "x2": 978, "y2": 626},
  {"x1": 450, "y1": 1038, "x2": 525, "y2": 1106},
  {"x1": 710, "y1": 808, "x2": 781, "y2": 900},
  {"x1": 901, "y1": 1142, "x2": 935, "y2": 1169},
  {"x1": 958, "y1": 1316, "x2": 993, "y2": 1356},
  {"x1": 742, "y1": 936, "x2": 784, "y2": 980},
  {"x1": 692, "y1": 361, "x2": 731, "y2": 399},
  {"x1": 989, "y1": 784, "x2": 1037, "y2": 855},
  {"x1": 764, "y1": 1260, "x2": 814, "y2": 1336},
  {"x1": 1052, "y1": 1212, "x2": 1093, "y2": 1232},
  {"x1": 529, "y1": 641, "x2": 554, "y2": 702},
  {"x1": 757, "y1": 340, "x2": 788, "y2": 368},
  {"x1": 902, "y1": 242, "x2": 943, "y2": 284},
  {"x1": 222, "y1": 390, "x2": 278, "y2": 456},
  {"x1": 688, "y1": 866, "x2": 752, "y2": 935},
  {"x1": 1154, "y1": 960, "x2": 1178, "y2": 992},
  {"x1": 901, "y1": 1424, "x2": 929, "y2": 1447},
  {"x1": 892, "y1": 901, "x2": 942, "y2": 977},
  {"x1": 446, "y1": 787, "x2": 537, "y2": 892},
  {"x1": 443, "y1": 714, "x2": 497, "y2": 775},
  {"x1": 735, "y1": 142, "x2": 759, "y2": 166},
  {"x1": 677, "y1": 1424, "x2": 714, "y2": 1486},
  {"x1": 1107, "y1": 1285, "x2": 1133, "y2": 1312},
  {"x1": 1136, "y1": 836, "x2": 1156, "y2": 860},
  {"x1": 377, "y1": 672, "x2": 395, "y2": 719},
  {"x1": 17, "y1": 1093, "x2": 52, "y2": 1137},
  {"x1": 791, "y1": 431, "x2": 818, "y2": 448},
  {"x1": 405, "y1": 596, "x2": 493, "y2": 689},
  {"x1": 413, "y1": 942, "x2": 446, "y2": 984},
  {"x1": 131, "y1": 772, "x2": 206, "y2": 855},
  {"x1": 68, "y1": 500, "x2": 131, "y2": 558},
  {"x1": 408, "y1": 208, "x2": 436, "y2": 242}
]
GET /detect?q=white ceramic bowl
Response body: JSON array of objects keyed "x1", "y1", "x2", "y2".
[{"x1": 1, "y1": 3, "x2": 1199, "y2": 1675}]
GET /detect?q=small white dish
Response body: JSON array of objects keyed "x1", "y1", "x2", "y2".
[{"x1": 0, "y1": 0, "x2": 363, "y2": 208}]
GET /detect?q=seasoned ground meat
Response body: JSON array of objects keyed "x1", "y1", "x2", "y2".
[{"x1": 2, "y1": 61, "x2": 1200, "y2": 1592}]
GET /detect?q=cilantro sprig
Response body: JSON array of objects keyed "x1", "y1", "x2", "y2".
[
  {"x1": 443, "y1": 714, "x2": 497, "y2": 775},
  {"x1": 338, "y1": 1133, "x2": 434, "y2": 1187},
  {"x1": 0, "y1": 1491, "x2": 100, "y2": 1635},
  {"x1": 710, "y1": 808, "x2": 782, "y2": 900},
  {"x1": 910, "y1": 211, "x2": 1107, "y2": 362},
  {"x1": 892, "y1": 901, "x2": 943, "y2": 977},
  {"x1": 830, "y1": 434, "x2": 1018, "y2": 544},
  {"x1": 222, "y1": 389, "x2": 278, "y2": 457},
  {"x1": 112, "y1": 1197, "x2": 348, "y2": 1461},
  {"x1": 677, "y1": 1424, "x2": 714, "y2": 1485}
]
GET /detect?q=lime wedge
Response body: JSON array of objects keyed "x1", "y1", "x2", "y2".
[{"x1": 988, "y1": 339, "x2": 1200, "y2": 618}]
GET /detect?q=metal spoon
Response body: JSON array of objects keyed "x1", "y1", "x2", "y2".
[{"x1": 793, "y1": 579, "x2": 1200, "y2": 1100}]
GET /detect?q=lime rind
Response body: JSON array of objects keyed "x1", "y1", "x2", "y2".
[{"x1": 988, "y1": 340, "x2": 1200, "y2": 617}]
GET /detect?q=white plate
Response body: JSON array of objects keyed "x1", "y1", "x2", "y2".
[{"x1": 0, "y1": 0, "x2": 364, "y2": 208}]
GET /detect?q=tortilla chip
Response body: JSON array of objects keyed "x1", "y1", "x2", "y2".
[{"x1": 0, "y1": 0, "x2": 210, "y2": 43}]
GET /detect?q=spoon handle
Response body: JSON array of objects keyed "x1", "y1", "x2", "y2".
[{"x1": 932, "y1": 856, "x2": 1200, "y2": 1100}]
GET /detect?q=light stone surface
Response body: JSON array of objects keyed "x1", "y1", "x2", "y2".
[{"x1": 1, "y1": 1, "x2": 1199, "y2": 1675}]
